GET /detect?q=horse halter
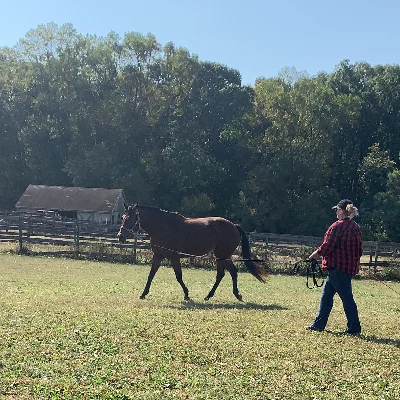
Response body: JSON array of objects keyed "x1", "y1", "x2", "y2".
[{"x1": 120, "y1": 206, "x2": 141, "y2": 236}]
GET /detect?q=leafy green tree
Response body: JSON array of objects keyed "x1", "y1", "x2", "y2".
[
  {"x1": 0, "y1": 47, "x2": 31, "y2": 207},
  {"x1": 357, "y1": 143, "x2": 396, "y2": 239},
  {"x1": 4, "y1": 24, "x2": 400, "y2": 242},
  {"x1": 246, "y1": 75, "x2": 340, "y2": 234},
  {"x1": 358, "y1": 143, "x2": 395, "y2": 199},
  {"x1": 140, "y1": 59, "x2": 253, "y2": 215},
  {"x1": 372, "y1": 169, "x2": 400, "y2": 241},
  {"x1": 368, "y1": 65, "x2": 400, "y2": 163},
  {"x1": 15, "y1": 23, "x2": 82, "y2": 185}
]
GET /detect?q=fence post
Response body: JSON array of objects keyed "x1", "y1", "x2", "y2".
[
  {"x1": 133, "y1": 236, "x2": 137, "y2": 264},
  {"x1": 18, "y1": 213, "x2": 23, "y2": 252},
  {"x1": 368, "y1": 244, "x2": 373, "y2": 272},
  {"x1": 52, "y1": 212, "x2": 56, "y2": 234},
  {"x1": 74, "y1": 220, "x2": 80, "y2": 255},
  {"x1": 374, "y1": 242, "x2": 380, "y2": 273},
  {"x1": 27, "y1": 214, "x2": 31, "y2": 241}
]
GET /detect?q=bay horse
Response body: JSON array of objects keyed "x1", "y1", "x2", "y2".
[{"x1": 117, "y1": 204, "x2": 268, "y2": 301}]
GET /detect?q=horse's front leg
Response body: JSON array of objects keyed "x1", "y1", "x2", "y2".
[
  {"x1": 140, "y1": 254, "x2": 162, "y2": 299},
  {"x1": 170, "y1": 257, "x2": 190, "y2": 301}
]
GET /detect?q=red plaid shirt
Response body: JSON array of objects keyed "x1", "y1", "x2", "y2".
[{"x1": 316, "y1": 218, "x2": 363, "y2": 276}]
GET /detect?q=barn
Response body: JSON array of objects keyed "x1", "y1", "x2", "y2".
[{"x1": 15, "y1": 184, "x2": 127, "y2": 225}]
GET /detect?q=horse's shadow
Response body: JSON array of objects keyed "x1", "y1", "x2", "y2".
[{"x1": 173, "y1": 301, "x2": 288, "y2": 311}]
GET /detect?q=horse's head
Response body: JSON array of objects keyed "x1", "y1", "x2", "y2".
[{"x1": 117, "y1": 204, "x2": 139, "y2": 243}]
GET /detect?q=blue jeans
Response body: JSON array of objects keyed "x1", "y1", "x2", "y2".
[{"x1": 311, "y1": 269, "x2": 361, "y2": 333}]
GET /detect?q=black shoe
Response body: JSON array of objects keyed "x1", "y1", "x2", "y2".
[{"x1": 306, "y1": 326, "x2": 323, "y2": 332}]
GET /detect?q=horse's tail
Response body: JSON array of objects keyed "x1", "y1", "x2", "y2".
[{"x1": 235, "y1": 224, "x2": 268, "y2": 283}]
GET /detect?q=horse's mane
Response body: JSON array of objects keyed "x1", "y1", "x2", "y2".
[{"x1": 138, "y1": 205, "x2": 186, "y2": 220}]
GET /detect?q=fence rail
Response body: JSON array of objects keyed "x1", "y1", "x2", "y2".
[
  {"x1": 1, "y1": 211, "x2": 399, "y2": 270},
  {"x1": 0, "y1": 211, "x2": 146, "y2": 262}
]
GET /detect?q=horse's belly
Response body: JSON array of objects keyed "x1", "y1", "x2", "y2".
[
  {"x1": 180, "y1": 232, "x2": 217, "y2": 256},
  {"x1": 179, "y1": 219, "x2": 240, "y2": 256}
]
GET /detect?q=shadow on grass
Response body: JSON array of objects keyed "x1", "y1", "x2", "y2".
[
  {"x1": 324, "y1": 330, "x2": 400, "y2": 348},
  {"x1": 175, "y1": 301, "x2": 288, "y2": 311},
  {"x1": 361, "y1": 335, "x2": 400, "y2": 348}
]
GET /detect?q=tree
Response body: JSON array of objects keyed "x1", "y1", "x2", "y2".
[
  {"x1": 357, "y1": 144, "x2": 396, "y2": 239},
  {"x1": 372, "y1": 169, "x2": 400, "y2": 241},
  {"x1": 245, "y1": 76, "x2": 340, "y2": 234},
  {"x1": 358, "y1": 143, "x2": 395, "y2": 200},
  {"x1": 0, "y1": 47, "x2": 31, "y2": 207}
]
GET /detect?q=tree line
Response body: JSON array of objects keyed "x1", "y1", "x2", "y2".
[{"x1": 1, "y1": 23, "x2": 400, "y2": 240}]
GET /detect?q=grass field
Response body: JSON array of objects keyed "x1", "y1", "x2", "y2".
[{"x1": 0, "y1": 254, "x2": 399, "y2": 399}]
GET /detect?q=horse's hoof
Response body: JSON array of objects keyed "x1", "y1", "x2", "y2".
[
  {"x1": 235, "y1": 294, "x2": 243, "y2": 301},
  {"x1": 204, "y1": 296, "x2": 210, "y2": 301},
  {"x1": 184, "y1": 296, "x2": 191, "y2": 301},
  {"x1": 139, "y1": 295, "x2": 146, "y2": 300}
]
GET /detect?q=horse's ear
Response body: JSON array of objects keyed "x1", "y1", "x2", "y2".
[{"x1": 127, "y1": 204, "x2": 136, "y2": 213}]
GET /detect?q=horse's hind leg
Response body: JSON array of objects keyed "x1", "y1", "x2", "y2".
[
  {"x1": 140, "y1": 254, "x2": 162, "y2": 299},
  {"x1": 204, "y1": 261, "x2": 225, "y2": 301},
  {"x1": 171, "y1": 258, "x2": 190, "y2": 301},
  {"x1": 226, "y1": 261, "x2": 243, "y2": 301}
]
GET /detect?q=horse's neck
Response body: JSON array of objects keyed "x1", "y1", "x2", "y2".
[{"x1": 139, "y1": 207, "x2": 181, "y2": 236}]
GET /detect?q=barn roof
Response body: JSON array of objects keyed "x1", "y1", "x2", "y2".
[{"x1": 15, "y1": 185, "x2": 125, "y2": 212}]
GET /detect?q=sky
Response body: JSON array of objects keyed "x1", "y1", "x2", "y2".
[{"x1": 1, "y1": 0, "x2": 400, "y2": 86}]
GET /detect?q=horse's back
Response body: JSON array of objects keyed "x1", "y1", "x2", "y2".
[
  {"x1": 181, "y1": 216, "x2": 240, "y2": 257},
  {"x1": 185, "y1": 216, "x2": 237, "y2": 234}
]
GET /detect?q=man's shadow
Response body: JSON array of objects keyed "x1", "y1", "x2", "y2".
[{"x1": 325, "y1": 330, "x2": 400, "y2": 348}]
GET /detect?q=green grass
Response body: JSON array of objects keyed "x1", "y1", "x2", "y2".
[{"x1": 0, "y1": 254, "x2": 399, "y2": 399}]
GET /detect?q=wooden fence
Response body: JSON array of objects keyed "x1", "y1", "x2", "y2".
[
  {"x1": 0, "y1": 211, "x2": 399, "y2": 270},
  {"x1": 239, "y1": 233, "x2": 400, "y2": 271},
  {"x1": 0, "y1": 211, "x2": 146, "y2": 262}
]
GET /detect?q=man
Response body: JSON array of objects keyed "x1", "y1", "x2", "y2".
[{"x1": 307, "y1": 199, "x2": 363, "y2": 335}]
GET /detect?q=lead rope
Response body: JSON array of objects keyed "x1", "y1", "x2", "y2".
[
  {"x1": 132, "y1": 207, "x2": 258, "y2": 261},
  {"x1": 307, "y1": 259, "x2": 325, "y2": 289},
  {"x1": 363, "y1": 270, "x2": 400, "y2": 296},
  {"x1": 131, "y1": 208, "x2": 264, "y2": 263},
  {"x1": 150, "y1": 243, "x2": 264, "y2": 263},
  {"x1": 293, "y1": 259, "x2": 325, "y2": 289}
]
